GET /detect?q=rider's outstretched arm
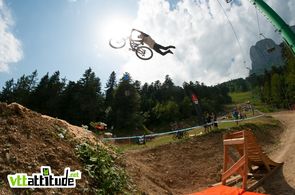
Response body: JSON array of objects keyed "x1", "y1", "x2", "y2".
[
  {"x1": 132, "y1": 28, "x2": 148, "y2": 37},
  {"x1": 131, "y1": 29, "x2": 144, "y2": 45},
  {"x1": 132, "y1": 28, "x2": 142, "y2": 33}
]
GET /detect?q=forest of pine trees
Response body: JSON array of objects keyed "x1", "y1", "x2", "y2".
[
  {"x1": 2, "y1": 42, "x2": 294, "y2": 136},
  {"x1": 220, "y1": 43, "x2": 295, "y2": 110},
  {"x1": 0, "y1": 68, "x2": 232, "y2": 136},
  {"x1": 251, "y1": 44, "x2": 295, "y2": 109}
]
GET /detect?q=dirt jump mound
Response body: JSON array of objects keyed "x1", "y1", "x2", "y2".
[{"x1": 0, "y1": 102, "x2": 102, "y2": 194}]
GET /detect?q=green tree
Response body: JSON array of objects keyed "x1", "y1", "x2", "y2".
[
  {"x1": 29, "y1": 71, "x2": 65, "y2": 117},
  {"x1": 152, "y1": 100, "x2": 180, "y2": 122},
  {"x1": 284, "y1": 43, "x2": 295, "y2": 107},
  {"x1": 105, "y1": 71, "x2": 117, "y2": 107},
  {"x1": 61, "y1": 68, "x2": 104, "y2": 125},
  {"x1": 60, "y1": 81, "x2": 81, "y2": 124},
  {"x1": 13, "y1": 70, "x2": 38, "y2": 105},
  {"x1": 29, "y1": 73, "x2": 50, "y2": 112},
  {"x1": 112, "y1": 73, "x2": 142, "y2": 135},
  {"x1": 0, "y1": 79, "x2": 15, "y2": 103},
  {"x1": 271, "y1": 73, "x2": 285, "y2": 108},
  {"x1": 179, "y1": 96, "x2": 193, "y2": 119},
  {"x1": 105, "y1": 71, "x2": 117, "y2": 127}
]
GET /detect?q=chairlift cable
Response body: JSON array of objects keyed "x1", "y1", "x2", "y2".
[
  {"x1": 255, "y1": 6, "x2": 267, "y2": 39},
  {"x1": 254, "y1": 5, "x2": 272, "y2": 66},
  {"x1": 216, "y1": 0, "x2": 247, "y2": 65},
  {"x1": 255, "y1": 6, "x2": 263, "y2": 39}
]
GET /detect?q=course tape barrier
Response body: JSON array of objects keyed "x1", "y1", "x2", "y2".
[{"x1": 103, "y1": 112, "x2": 265, "y2": 141}]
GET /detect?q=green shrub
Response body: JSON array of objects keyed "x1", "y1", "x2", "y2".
[{"x1": 76, "y1": 143, "x2": 129, "y2": 195}]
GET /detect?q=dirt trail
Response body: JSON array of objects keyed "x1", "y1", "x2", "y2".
[
  {"x1": 260, "y1": 111, "x2": 295, "y2": 195},
  {"x1": 271, "y1": 111, "x2": 295, "y2": 162}
]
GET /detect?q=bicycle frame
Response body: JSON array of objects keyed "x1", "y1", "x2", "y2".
[
  {"x1": 129, "y1": 39, "x2": 143, "y2": 51},
  {"x1": 128, "y1": 29, "x2": 145, "y2": 50}
]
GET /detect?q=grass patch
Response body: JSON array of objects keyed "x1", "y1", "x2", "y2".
[
  {"x1": 117, "y1": 115, "x2": 281, "y2": 152},
  {"x1": 229, "y1": 91, "x2": 275, "y2": 113},
  {"x1": 230, "y1": 91, "x2": 252, "y2": 104}
]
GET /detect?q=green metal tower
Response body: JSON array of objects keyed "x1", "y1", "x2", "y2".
[
  {"x1": 226, "y1": 0, "x2": 295, "y2": 54},
  {"x1": 249, "y1": 0, "x2": 295, "y2": 54}
]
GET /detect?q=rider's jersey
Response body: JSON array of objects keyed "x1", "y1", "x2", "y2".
[{"x1": 142, "y1": 35, "x2": 155, "y2": 49}]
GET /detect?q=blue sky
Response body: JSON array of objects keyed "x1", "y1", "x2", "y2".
[
  {"x1": 1, "y1": 0, "x2": 295, "y2": 89},
  {"x1": 1, "y1": 0, "x2": 138, "y2": 87}
]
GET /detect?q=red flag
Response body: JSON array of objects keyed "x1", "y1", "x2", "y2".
[{"x1": 191, "y1": 94, "x2": 198, "y2": 104}]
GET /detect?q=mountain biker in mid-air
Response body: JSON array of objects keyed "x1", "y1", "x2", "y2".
[{"x1": 132, "y1": 29, "x2": 176, "y2": 56}]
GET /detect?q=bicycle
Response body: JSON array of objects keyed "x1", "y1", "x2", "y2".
[{"x1": 109, "y1": 30, "x2": 153, "y2": 60}]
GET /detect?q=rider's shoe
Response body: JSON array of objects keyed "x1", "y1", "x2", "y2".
[{"x1": 168, "y1": 50, "x2": 173, "y2": 55}]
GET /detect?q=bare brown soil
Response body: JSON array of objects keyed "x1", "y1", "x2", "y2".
[
  {"x1": 124, "y1": 113, "x2": 295, "y2": 195},
  {"x1": 0, "y1": 103, "x2": 102, "y2": 194},
  {"x1": 124, "y1": 133, "x2": 224, "y2": 194},
  {"x1": 259, "y1": 111, "x2": 295, "y2": 195}
]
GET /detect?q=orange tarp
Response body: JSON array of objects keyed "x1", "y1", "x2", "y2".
[{"x1": 189, "y1": 185, "x2": 268, "y2": 195}]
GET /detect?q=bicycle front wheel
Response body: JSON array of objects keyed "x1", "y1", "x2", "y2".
[
  {"x1": 136, "y1": 46, "x2": 153, "y2": 60},
  {"x1": 109, "y1": 38, "x2": 126, "y2": 49}
]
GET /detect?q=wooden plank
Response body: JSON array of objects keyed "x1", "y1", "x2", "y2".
[
  {"x1": 224, "y1": 138, "x2": 245, "y2": 145},
  {"x1": 212, "y1": 175, "x2": 242, "y2": 187},
  {"x1": 247, "y1": 144, "x2": 260, "y2": 148},
  {"x1": 248, "y1": 154, "x2": 261, "y2": 158},
  {"x1": 243, "y1": 134, "x2": 249, "y2": 190},
  {"x1": 248, "y1": 156, "x2": 262, "y2": 160},
  {"x1": 226, "y1": 131, "x2": 244, "y2": 137},
  {"x1": 223, "y1": 144, "x2": 229, "y2": 185},
  {"x1": 248, "y1": 151, "x2": 261, "y2": 155},
  {"x1": 222, "y1": 155, "x2": 246, "y2": 182},
  {"x1": 249, "y1": 158, "x2": 263, "y2": 162},
  {"x1": 248, "y1": 153, "x2": 262, "y2": 157}
]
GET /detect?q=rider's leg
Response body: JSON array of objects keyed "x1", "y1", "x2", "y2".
[
  {"x1": 154, "y1": 43, "x2": 175, "y2": 50},
  {"x1": 166, "y1": 45, "x2": 176, "y2": 49},
  {"x1": 153, "y1": 43, "x2": 174, "y2": 55},
  {"x1": 154, "y1": 49, "x2": 173, "y2": 55},
  {"x1": 159, "y1": 45, "x2": 175, "y2": 50}
]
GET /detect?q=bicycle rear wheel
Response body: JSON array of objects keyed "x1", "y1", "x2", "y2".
[
  {"x1": 109, "y1": 38, "x2": 126, "y2": 49},
  {"x1": 136, "y1": 46, "x2": 153, "y2": 60}
]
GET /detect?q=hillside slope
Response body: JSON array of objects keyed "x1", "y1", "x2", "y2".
[{"x1": 0, "y1": 103, "x2": 101, "y2": 194}]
